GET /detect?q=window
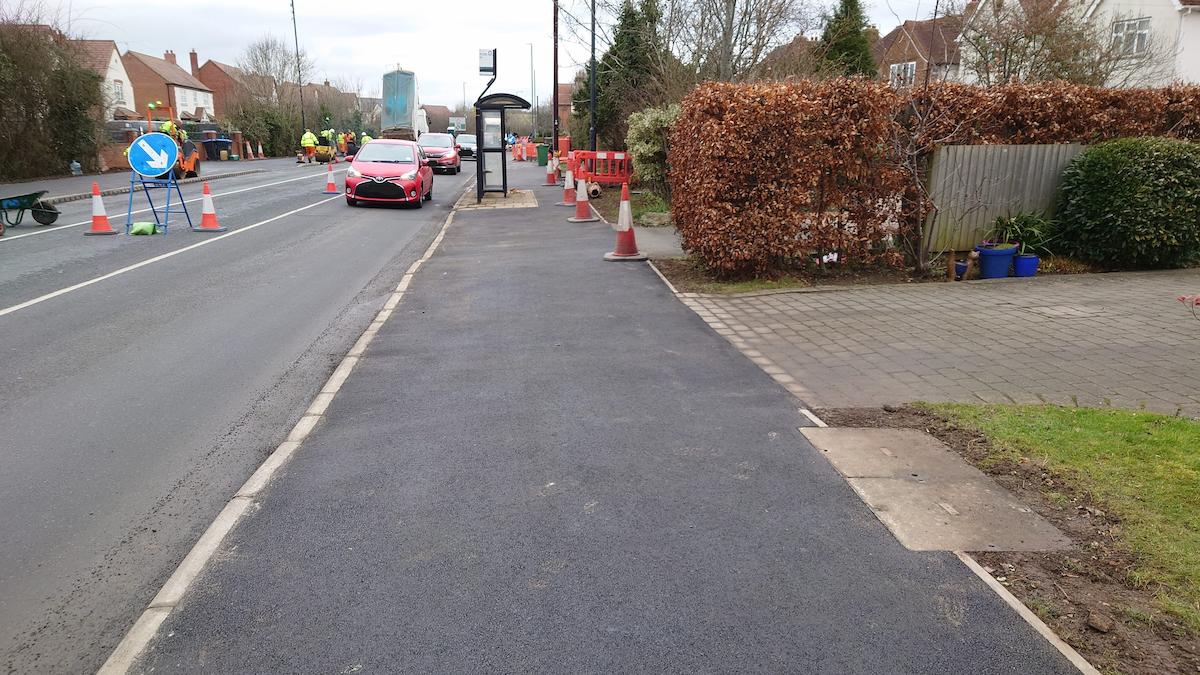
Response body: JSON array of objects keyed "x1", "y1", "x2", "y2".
[
  {"x1": 889, "y1": 61, "x2": 917, "y2": 88},
  {"x1": 112, "y1": 80, "x2": 125, "y2": 104},
  {"x1": 354, "y1": 142, "x2": 416, "y2": 164},
  {"x1": 1112, "y1": 18, "x2": 1151, "y2": 55},
  {"x1": 418, "y1": 133, "x2": 454, "y2": 148}
]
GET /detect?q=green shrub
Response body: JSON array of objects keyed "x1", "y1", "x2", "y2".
[
  {"x1": 991, "y1": 213, "x2": 1053, "y2": 256},
  {"x1": 625, "y1": 104, "x2": 679, "y2": 195},
  {"x1": 1056, "y1": 137, "x2": 1200, "y2": 269}
]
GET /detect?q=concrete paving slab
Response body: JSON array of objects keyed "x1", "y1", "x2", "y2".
[
  {"x1": 802, "y1": 427, "x2": 1070, "y2": 552},
  {"x1": 848, "y1": 477, "x2": 1073, "y2": 552}
]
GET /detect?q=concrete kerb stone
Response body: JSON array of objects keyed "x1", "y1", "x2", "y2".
[{"x1": 43, "y1": 169, "x2": 267, "y2": 205}]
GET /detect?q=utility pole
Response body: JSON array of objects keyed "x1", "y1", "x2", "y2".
[
  {"x1": 552, "y1": 0, "x2": 560, "y2": 153},
  {"x1": 290, "y1": 0, "x2": 306, "y2": 131},
  {"x1": 589, "y1": 0, "x2": 597, "y2": 151}
]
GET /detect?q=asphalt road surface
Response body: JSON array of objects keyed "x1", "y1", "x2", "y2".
[
  {"x1": 0, "y1": 159, "x2": 473, "y2": 673},
  {"x1": 136, "y1": 165, "x2": 1076, "y2": 674}
]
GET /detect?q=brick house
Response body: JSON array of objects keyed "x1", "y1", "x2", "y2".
[
  {"x1": 68, "y1": 39, "x2": 135, "y2": 120},
  {"x1": 121, "y1": 50, "x2": 213, "y2": 120},
  {"x1": 192, "y1": 50, "x2": 275, "y2": 118},
  {"x1": 874, "y1": 15, "x2": 963, "y2": 87}
]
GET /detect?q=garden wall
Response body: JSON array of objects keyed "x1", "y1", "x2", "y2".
[{"x1": 669, "y1": 80, "x2": 1200, "y2": 275}]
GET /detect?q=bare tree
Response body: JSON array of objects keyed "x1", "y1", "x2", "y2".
[
  {"x1": 955, "y1": 0, "x2": 1172, "y2": 86},
  {"x1": 237, "y1": 33, "x2": 314, "y2": 100}
]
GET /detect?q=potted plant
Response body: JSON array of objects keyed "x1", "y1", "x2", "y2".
[
  {"x1": 975, "y1": 220, "x2": 1020, "y2": 279},
  {"x1": 1001, "y1": 213, "x2": 1052, "y2": 277}
]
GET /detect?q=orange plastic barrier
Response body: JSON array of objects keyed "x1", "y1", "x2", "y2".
[{"x1": 571, "y1": 150, "x2": 633, "y2": 186}]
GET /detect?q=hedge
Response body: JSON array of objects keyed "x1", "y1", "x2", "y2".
[
  {"x1": 1056, "y1": 137, "x2": 1200, "y2": 269},
  {"x1": 669, "y1": 80, "x2": 1200, "y2": 276}
]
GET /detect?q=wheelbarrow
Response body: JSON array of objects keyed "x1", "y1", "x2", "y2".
[{"x1": 0, "y1": 191, "x2": 60, "y2": 236}]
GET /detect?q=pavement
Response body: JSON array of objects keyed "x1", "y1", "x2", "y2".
[
  {"x1": 132, "y1": 162, "x2": 1076, "y2": 673},
  {"x1": 0, "y1": 158, "x2": 300, "y2": 202},
  {"x1": 679, "y1": 270, "x2": 1200, "y2": 416},
  {"x1": 0, "y1": 159, "x2": 474, "y2": 673}
]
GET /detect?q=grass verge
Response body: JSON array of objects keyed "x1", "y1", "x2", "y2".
[
  {"x1": 654, "y1": 257, "x2": 914, "y2": 295},
  {"x1": 591, "y1": 190, "x2": 669, "y2": 225},
  {"x1": 926, "y1": 403, "x2": 1200, "y2": 631}
]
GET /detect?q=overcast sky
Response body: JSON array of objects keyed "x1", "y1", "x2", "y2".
[{"x1": 53, "y1": 0, "x2": 931, "y2": 107}]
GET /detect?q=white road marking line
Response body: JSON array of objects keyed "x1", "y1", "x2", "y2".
[
  {"x1": 96, "y1": 181, "x2": 473, "y2": 675},
  {"x1": 799, "y1": 408, "x2": 828, "y2": 427},
  {"x1": 0, "y1": 169, "x2": 344, "y2": 243},
  {"x1": 0, "y1": 195, "x2": 341, "y2": 319},
  {"x1": 955, "y1": 551, "x2": 1100, "y2": 675}
]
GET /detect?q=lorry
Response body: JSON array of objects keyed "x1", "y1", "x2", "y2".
[{"x1": 380, "y1": 68, "x2": 429, "y2": 141}]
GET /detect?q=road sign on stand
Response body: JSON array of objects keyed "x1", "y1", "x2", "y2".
[{"x1": 127, "y1": 132, "x2": 179, "y2": 178}]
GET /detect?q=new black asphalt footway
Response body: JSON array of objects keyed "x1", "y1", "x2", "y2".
[{"x1": 137, "y1": 167, "x2": 1078, "y2": 673}]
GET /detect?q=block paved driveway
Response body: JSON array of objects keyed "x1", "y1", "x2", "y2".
[{"x1": 679, "y1": 269, "x2": 1200, "y2": 417}]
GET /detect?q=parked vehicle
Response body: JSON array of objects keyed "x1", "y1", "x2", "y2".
[
  {"x1": 417, "y1": 133, "x2": 461, "y2": 174},
  {"x1": 457, "y1": 133, "x2": 477, "y2": 159},
  {"x1": 344, "y1": 139, "x2": 434, "y2": 208}
]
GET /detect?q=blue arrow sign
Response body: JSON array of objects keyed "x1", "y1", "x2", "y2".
[{"x1": 127, "y1": 132, "x2": 179, "y2": 178}]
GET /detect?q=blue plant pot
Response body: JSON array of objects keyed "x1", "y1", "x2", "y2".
[
  {"x1": 975, "y1": 245, "x2": 1017, "y2": 279},
  {"x1": 954, "y1": 261, "x2": 968, "y2": 280},
  {"x1": 1013, "y1": 254, "x2": 1039, "y2": 277}
]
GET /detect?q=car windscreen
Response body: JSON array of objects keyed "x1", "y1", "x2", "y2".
[
  {"x1": 355, "y1": 144, "x2": 415, "y2": 163},
  {"x1": 458, "y1": 135, "x2": 476, "y2": 144},
  {"x1": 418, "y1": 134, "x2": 453, "y2": 148}
]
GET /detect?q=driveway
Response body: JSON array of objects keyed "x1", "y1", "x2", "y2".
[{"x1": 678, "y1": 270, "x2": 1200, "y2": 417}]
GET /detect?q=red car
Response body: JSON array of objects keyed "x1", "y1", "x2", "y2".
[
  {"x1": 417, "y1": 133, "x2": 461, "y2": 174},
  {"x1": 344, "y1": 139, "x2": 434, "y2": 207}
]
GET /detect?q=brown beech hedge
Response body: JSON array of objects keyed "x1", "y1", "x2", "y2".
[{"x1": 669, "y1": 80, "x2": 1200, "y2": 276}]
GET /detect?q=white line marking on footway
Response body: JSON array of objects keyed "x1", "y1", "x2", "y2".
[
  {"x1": 0, "y1": 169, "x2": 344, "y2": 244},
  {"x1": 0, "y1": 195, "x2": 342, "y2": 319},
  {"x1": 96, "y1": 182, "x2": 474, "y2": 675},
  {"x1": 799, "y1": 408, "x2": 828, "y2": 428},
  {"x1": 956, "y1": 551, "x2": 1100, "y2": 674}
]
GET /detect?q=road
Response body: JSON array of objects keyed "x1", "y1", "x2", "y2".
[{"x1": 0, "y1": 159, "x2": 473, "y2": 673}]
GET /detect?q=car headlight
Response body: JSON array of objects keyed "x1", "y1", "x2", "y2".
[
  {"x1": 347, "y1": 167, "x2": 361, "y2": 178},
  {"x1": 400, "y1": 170, "x2": 417, "y2": 180}
]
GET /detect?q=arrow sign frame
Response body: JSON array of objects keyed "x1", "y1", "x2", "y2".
[{"x1": 128, "y1": 132, "x2": 179, "y2": 178}]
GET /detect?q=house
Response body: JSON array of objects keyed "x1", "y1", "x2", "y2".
[
  {"x1": 421, "y1": 104, "x2": 451, "y2": 133},
  {"x1": 121, "y1": 50, "x2": 213, "y2": 120},
  {"x1": 358, "y1": 96, "x2": 382, "y2": 131},
  {"x1": 280, "y1": 80, "x2": 358, "y2": 125},
  {"x1": 874, "y1": 15, "x2": 963, "y2": 87},
  {"x1": 1082, "y1": 0, "x2": 1200, "y2": 84},
  {"x1": 68, "y1": 39, "x2": 136, "y2": 120},
  {"x1": 192, "y1": 50, "x2": 275, "y2": 117},
  {"x1": 749, "y1": 34, "x2": 822, "y2": 79}
]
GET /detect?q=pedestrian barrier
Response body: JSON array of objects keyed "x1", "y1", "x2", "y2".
[
  {"x1": 572, "y1": 151, "x2": 633, "y2": 187},
  {"x1": 193, "y1": 182, "x2": 227, "y2": 232},
  {"x1": 323, "y1": 164, "x2": 339, "y2": 194},
  {"x1": 83, "y1": 181, "x2": 117, "y2": 236},
  {"x1": 604, "y1": 183, "x2": 646, "y2": 261},
  {"x1": 556, "y1": 162, "x2": 577, "y2": 207},
  {"x1": 567, "y1": 178, "x2": 598, "y2": 223}
]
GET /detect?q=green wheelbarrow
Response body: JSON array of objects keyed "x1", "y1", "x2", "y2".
[{"x1": 0, "y1": 190, "x2": 60, "y2": 236}]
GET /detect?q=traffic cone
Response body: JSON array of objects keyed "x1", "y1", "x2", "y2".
[
  {"x1": 567, "y1": 178, "x2": 598, "y2": 223},
  {"x1": 323, "y1": 164, "x2": 339, "y2": 194},
  {"x1": 257, "y1": 141, "x2": 266, "y2": 159},
  {"x1": 556, "y1": 165, "x2": 576, "y2": 207},
  {"x1": 193, "y1": 182, "x2": 227, "y2": 232},
  {"x1": 245, "y1": 140, "x2": 255, "y2": 160},
  {"x1": 83, "y1": 182, "x2": 117, "y2": 236},
  {"x1": 543, "y1": 156, "x2": 558, "y2": 186},
  {"x1": 604, "y1": 183, "x2": 647, "y2": 261}
]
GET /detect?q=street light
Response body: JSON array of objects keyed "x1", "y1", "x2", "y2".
[
  {"x1": 526, "y1": 42, "x2": 537, "y2": 138},
  {"x1": 290, "y1": 0, "x2": 306, "y2": 130},
  {"x1": 589, "y1": 0, "x2": 596, "y2": 151}
]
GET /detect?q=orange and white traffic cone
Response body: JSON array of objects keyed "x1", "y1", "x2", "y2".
[
  {"x1": 604, "y1": 183, "x2": 647, "y2": 261},
  {"x1": 83, "y1": 181, "x2": 117, "y2": 236},
  {"x1": 323, "y1": 164, "x2": 339, "y2": 194},
  {"x1": 257, "y1": 141, "x2": 266, "y2": 159},
  {"x1": 556, "y1": 165, "x2": 576, "y2": 207},
  {"x1": 543, "y1": 156, "x2": 558, "y2": 186},
  {"x1": 245, "y1": 140, "x2": 255, "y2": 160},
  {"x1": 567, "y1": 178, "x2": 598, "y2": 223},
  {"x1": 193, "y1": 182, "x2": 227, "y2": 232}
]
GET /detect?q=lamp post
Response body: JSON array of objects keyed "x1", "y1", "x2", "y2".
[
  {"x1": 526, "y1": 43, "x2": 537, "y2": 138},
  {"x1": 290, "y1": 0, "x2": 306, "y2": 131},
  {"x1": 589, "y1": 0, "x2": 596, "y2": 151}
]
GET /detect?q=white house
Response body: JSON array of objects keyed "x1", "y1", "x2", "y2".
[
  {"x1": 69, "y1": 39, "x2": 136, "y2": 119},
  {"x1": 1084, "y1": 0, "x2": 1200, "y2": 85}
]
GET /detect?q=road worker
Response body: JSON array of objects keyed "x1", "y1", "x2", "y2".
[{"x1": 300, "y1": 128, "x2": 318, "y2": 163}]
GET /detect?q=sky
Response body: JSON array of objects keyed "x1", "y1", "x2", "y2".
[{"x1": 50, "y1": 0, "x2": 931, "y2": 108}]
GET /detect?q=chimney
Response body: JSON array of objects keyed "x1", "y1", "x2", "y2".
[
  {"x1": 163, "y1": 50, "x2": 176, "y2": 65},
  {"x1": 323, "y1": 80, "x2": 330, "y2": 87},
  {"x1": 189, "y1": 49, "x2": 199, "y2": 77}
]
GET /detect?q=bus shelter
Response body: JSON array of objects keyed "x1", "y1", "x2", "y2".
[{"x1": 474, "y1": 93, "x2": 531, "y2": 203}]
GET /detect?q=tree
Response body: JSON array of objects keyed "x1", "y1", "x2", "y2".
[
  {"x1": 955, "y1": 0, "x2": 1171, "y2": 86},
  {"x1": 819, "y1": 0, "x2": 875, "y2": 76}
]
